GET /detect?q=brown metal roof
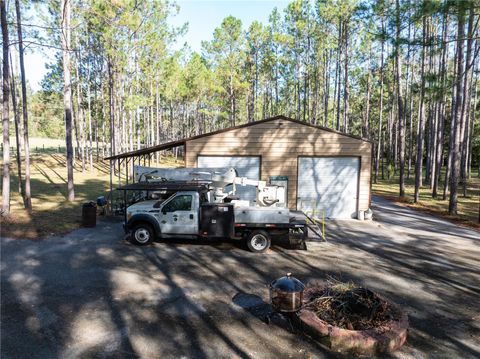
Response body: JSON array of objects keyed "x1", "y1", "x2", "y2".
[{"x1": 105, "y1": 115, "x2": 372, "y2": 160}]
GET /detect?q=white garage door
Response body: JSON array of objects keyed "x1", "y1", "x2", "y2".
[
  {"x1": 197, "y1": 156, "x2": 260, "y2": 201},
  {"x1": 298, "y1": 157, "x2": 359, "y2": 219}
]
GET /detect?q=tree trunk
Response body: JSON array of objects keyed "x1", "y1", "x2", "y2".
[
  {"x1": 395, "y1": 0, "x2": 406, "y2": 197},
  {"x1": 460, "y1": 3, "x2": 474, "y2": 197},
  {"x1": 108, "y1": 59, "x2": 115, "y2": 156},
  {"x1": 374, "y1": 17, "x2": 385, "y2": 184},
  {"x1": 443, "y1": 60, "x2": 457, "y2": 200},
  {"x1": 61, "y1": 0, "x2": 75, "y2": 201},
  {"x1": 323, "y1": 49, "x2": 331, "y2": 126},
  {"x1": 407, "y1": 85, "x2": 414, "y2": 179},
  {"x1": 414, "y1": 16, "x2": 427, "y2": 203},
  {"x1": 335, "y1": 19, "x2": 342, "y2": 130},
  {"x1": 424, "y1": 49, "x2": 434, "y2": 186},
  {"x1": 469, "y1": 76, "x2": 477, "y2": 180},
  {"x1": 230, "y1": 75, "x2": 235, "y2": 127},
  {"x1": 406, "y1": 8, "x2": 413, "y2": 180},
  {"x1": 364, "y1": 44, "x2": 372, "y2": 138},
  {"x1": 343, "y1": 21, "x2": 349, "y2": 133},
  {"x1": 15, "y1": 0, "x2": 31, "y2": 211},
  {"x1": 449, "y1": 3, "x2": 466, "y2": 214},
  {"x1": 332, "y1": 49, "x2": 338, "y2": 128},
  {"x1": 432, "y1": 13, "x2": 448, "y2": 198},
  {"x1": 247, "y1": 59, "x2": 254, "y2": 123},
  {"x1": 2, "y1": 0, "x2": 11, "y2": 213},
  {"x1": 424, "y1": 103, "x2": 433, "y2": 186},
  {"x1": 87, "y1": 64, "x2": 93, "y2": 172},
  {"x1": 10, "y1": 55, "x2": 23, "y2": 198},
  {"x1": 75, "y1": 57, "x2": 85, "y2": 172}
]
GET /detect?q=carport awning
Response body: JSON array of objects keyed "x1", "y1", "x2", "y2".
[{"x1": 105, "y1": 139, "x2": 186, "y2": 161}]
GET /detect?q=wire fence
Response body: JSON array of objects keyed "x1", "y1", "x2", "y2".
[{"x1": 0, "y1": 144, "x2": 107, "y2": 158}]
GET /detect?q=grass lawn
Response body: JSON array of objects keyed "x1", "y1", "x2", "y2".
[
  {"x1": 372, "y1": 168, "x2": 480, "y2": 229},
  {"x1": 1, "y1": 153, "x2": 183, "y2": 239}
]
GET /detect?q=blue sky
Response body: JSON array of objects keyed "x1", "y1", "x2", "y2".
[{"x1": 24, "y1": 0, "x2": 289, "y2": 92}]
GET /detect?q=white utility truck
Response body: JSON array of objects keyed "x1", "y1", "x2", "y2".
[{"x1": 119, "y1": 168, "x2": 306, "y2": 252}]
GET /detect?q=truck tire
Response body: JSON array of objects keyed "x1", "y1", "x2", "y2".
[
  {"x1": 246, "y1": 230, "x2": 271, "y2": 253},
  {"x1": 131, "y1": 223, "x2": 154, "y2": 245}
]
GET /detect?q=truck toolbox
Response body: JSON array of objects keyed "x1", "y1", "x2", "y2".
[
  {"x1": 200, "y1": 203, "x2": 234, "y2": 238},
  {"x1": 234, "y1": 206, "x2": 290, "y2": 224}
]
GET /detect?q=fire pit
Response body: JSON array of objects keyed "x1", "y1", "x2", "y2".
[
  {"x1": 297, "y1": 283, "x2": 409, "y2": 356},
  {"x1": 269, "y1": 273, "x2": 305, "y2": 313}
]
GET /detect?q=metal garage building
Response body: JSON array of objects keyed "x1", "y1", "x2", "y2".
[{"x1": 107, "y1": 115, "x2": 373, "y2": 219}]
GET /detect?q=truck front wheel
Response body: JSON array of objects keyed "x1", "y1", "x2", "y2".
[
  {"x1": 246, "y1": 230, "x2": 271, "y2": 253},
  {"x1": 131, "y1": 223, "x2": 154, "y2": 245}
]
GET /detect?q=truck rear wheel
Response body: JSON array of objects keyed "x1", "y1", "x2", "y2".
[
  {"x1": 131, "y1": 223, "x2": 154, "y2": 245},
  {"x1": 246, "y1": 230, "x2": 271, "y2": 253}
]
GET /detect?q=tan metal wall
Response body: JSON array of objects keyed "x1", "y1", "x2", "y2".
[{"x1": 185, "y1": 118, "x2": 372, "y2": 212}]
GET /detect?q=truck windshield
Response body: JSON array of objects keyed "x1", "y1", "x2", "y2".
[{"x1": 163, "y1": 195, "x2": 192, "y2": 212}]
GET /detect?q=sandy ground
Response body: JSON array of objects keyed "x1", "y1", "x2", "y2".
[{"x1": 1, "y1": 197, "x2": 479, "y2": 358}]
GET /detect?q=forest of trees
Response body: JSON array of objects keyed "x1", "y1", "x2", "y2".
[{"x1": 1, "y1": 0, "x2": 479, "y2": 217}]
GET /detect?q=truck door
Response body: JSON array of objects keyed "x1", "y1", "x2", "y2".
[{"x1": 159, "y1": 193, "x2": 198, "y2": 235}]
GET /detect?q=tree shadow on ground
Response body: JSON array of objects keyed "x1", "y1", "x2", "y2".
[
  {"x1": 2, "y1": 200, "x2": 479, "y2": 358},
  {"x1": 1, "y1": 221, "x2": 336, "y2": 358},
  {"x1": 320, "y1": 216, "x2": 480, "y2": 359}
]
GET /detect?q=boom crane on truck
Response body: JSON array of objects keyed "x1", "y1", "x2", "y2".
[{"x1": 138, "y1": 167, "x2": 286, "y2": 207}]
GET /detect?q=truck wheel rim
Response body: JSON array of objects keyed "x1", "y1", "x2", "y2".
[
  {"x1": 135, "y1": 228, "x2": 150, "y2": 243},
  {"x1": 251, "y1": 234, "x2": 268, "y2": 251}
]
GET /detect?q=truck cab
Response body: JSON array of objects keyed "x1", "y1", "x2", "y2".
[{"x1": 126, "y1": 191, "x2": 204, "y2": 243}]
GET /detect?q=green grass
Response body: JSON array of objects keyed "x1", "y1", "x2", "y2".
[
  {"x1": 1, "y1": 153, "x2": 183, "y2": 239},
  {"x1": 12, "y1": 137, "x2": 66, "y2": 147},
  {"x1": 372, "y1": 168, "x2": 480, "y2": 228}
]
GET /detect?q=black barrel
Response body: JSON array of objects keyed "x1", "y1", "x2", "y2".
[{"x1": 82, "y1": 202, "x2": 97, "y2": 227}]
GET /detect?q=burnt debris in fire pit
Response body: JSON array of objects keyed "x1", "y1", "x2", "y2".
[
  {"x1": 298, "y1": 281, "x2": 409, "y2": 355},
  {"x1": 304, "y1": 283, "x2": 401, "y2": 331}
]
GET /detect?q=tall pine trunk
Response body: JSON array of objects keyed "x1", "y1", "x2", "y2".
[
  {"x1": 1, "y1": 0, "x2": 11, "y2": 214},
  {"x1": 87, "y1": 64, "x2": 93, "y2": 172},
  {"x1": 406, "y1": 6, "x2": 413, "y2": 180},
  {"x1": 10, "y1": 56, "x2": 23, "y2": 198},
  {"x1": 449, "y1": 3, "x2": 466, "y2": 214},
  {"x1": 323, "y1": 49, "x2": 331, "y2": 126},
  {"x1": 108, "y1": 59, "x2": 115, "y2": 156},
  {"x1": 343, "y1": 21, "x2": 349, "y2": 133},
  {"x1": 75, "y1": 57, "x2": 85, "y2": 172},
  {"x1": 335, "y1": 19, "x2": 342, "y2": 130},
  {"x1": 433, "y1": 13, "x2": 448, "y2": 198},
  {"x1": 374, "y1": 17, "x2": 385, "y2": 184},
  {"x1": 364, "y1": 44, "x2": 372, "y2": 138},
  {"x1": 460, "y1": 3, "x2": 474, "y2": 197},
  {"x1": 61, "y1": 0, "x2": 75, "y2": 201},
  {"x1": 414, "y1": 16, "x2": 427, "y2": 203},
  {"x1": 15, "y1": 0, "x2": 31, "y2": 211},
  {"x1": 395, "y1": 0, "x2": 406, "y2": 197}
]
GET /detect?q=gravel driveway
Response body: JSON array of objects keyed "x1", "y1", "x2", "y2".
[{"x1": 1, "y1": 197, "x2": 479, "y2": 358}]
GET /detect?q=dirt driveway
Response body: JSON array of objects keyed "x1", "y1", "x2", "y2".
[{"x1": 1, "y1": 197, "x2": 479, "y2": 358}]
